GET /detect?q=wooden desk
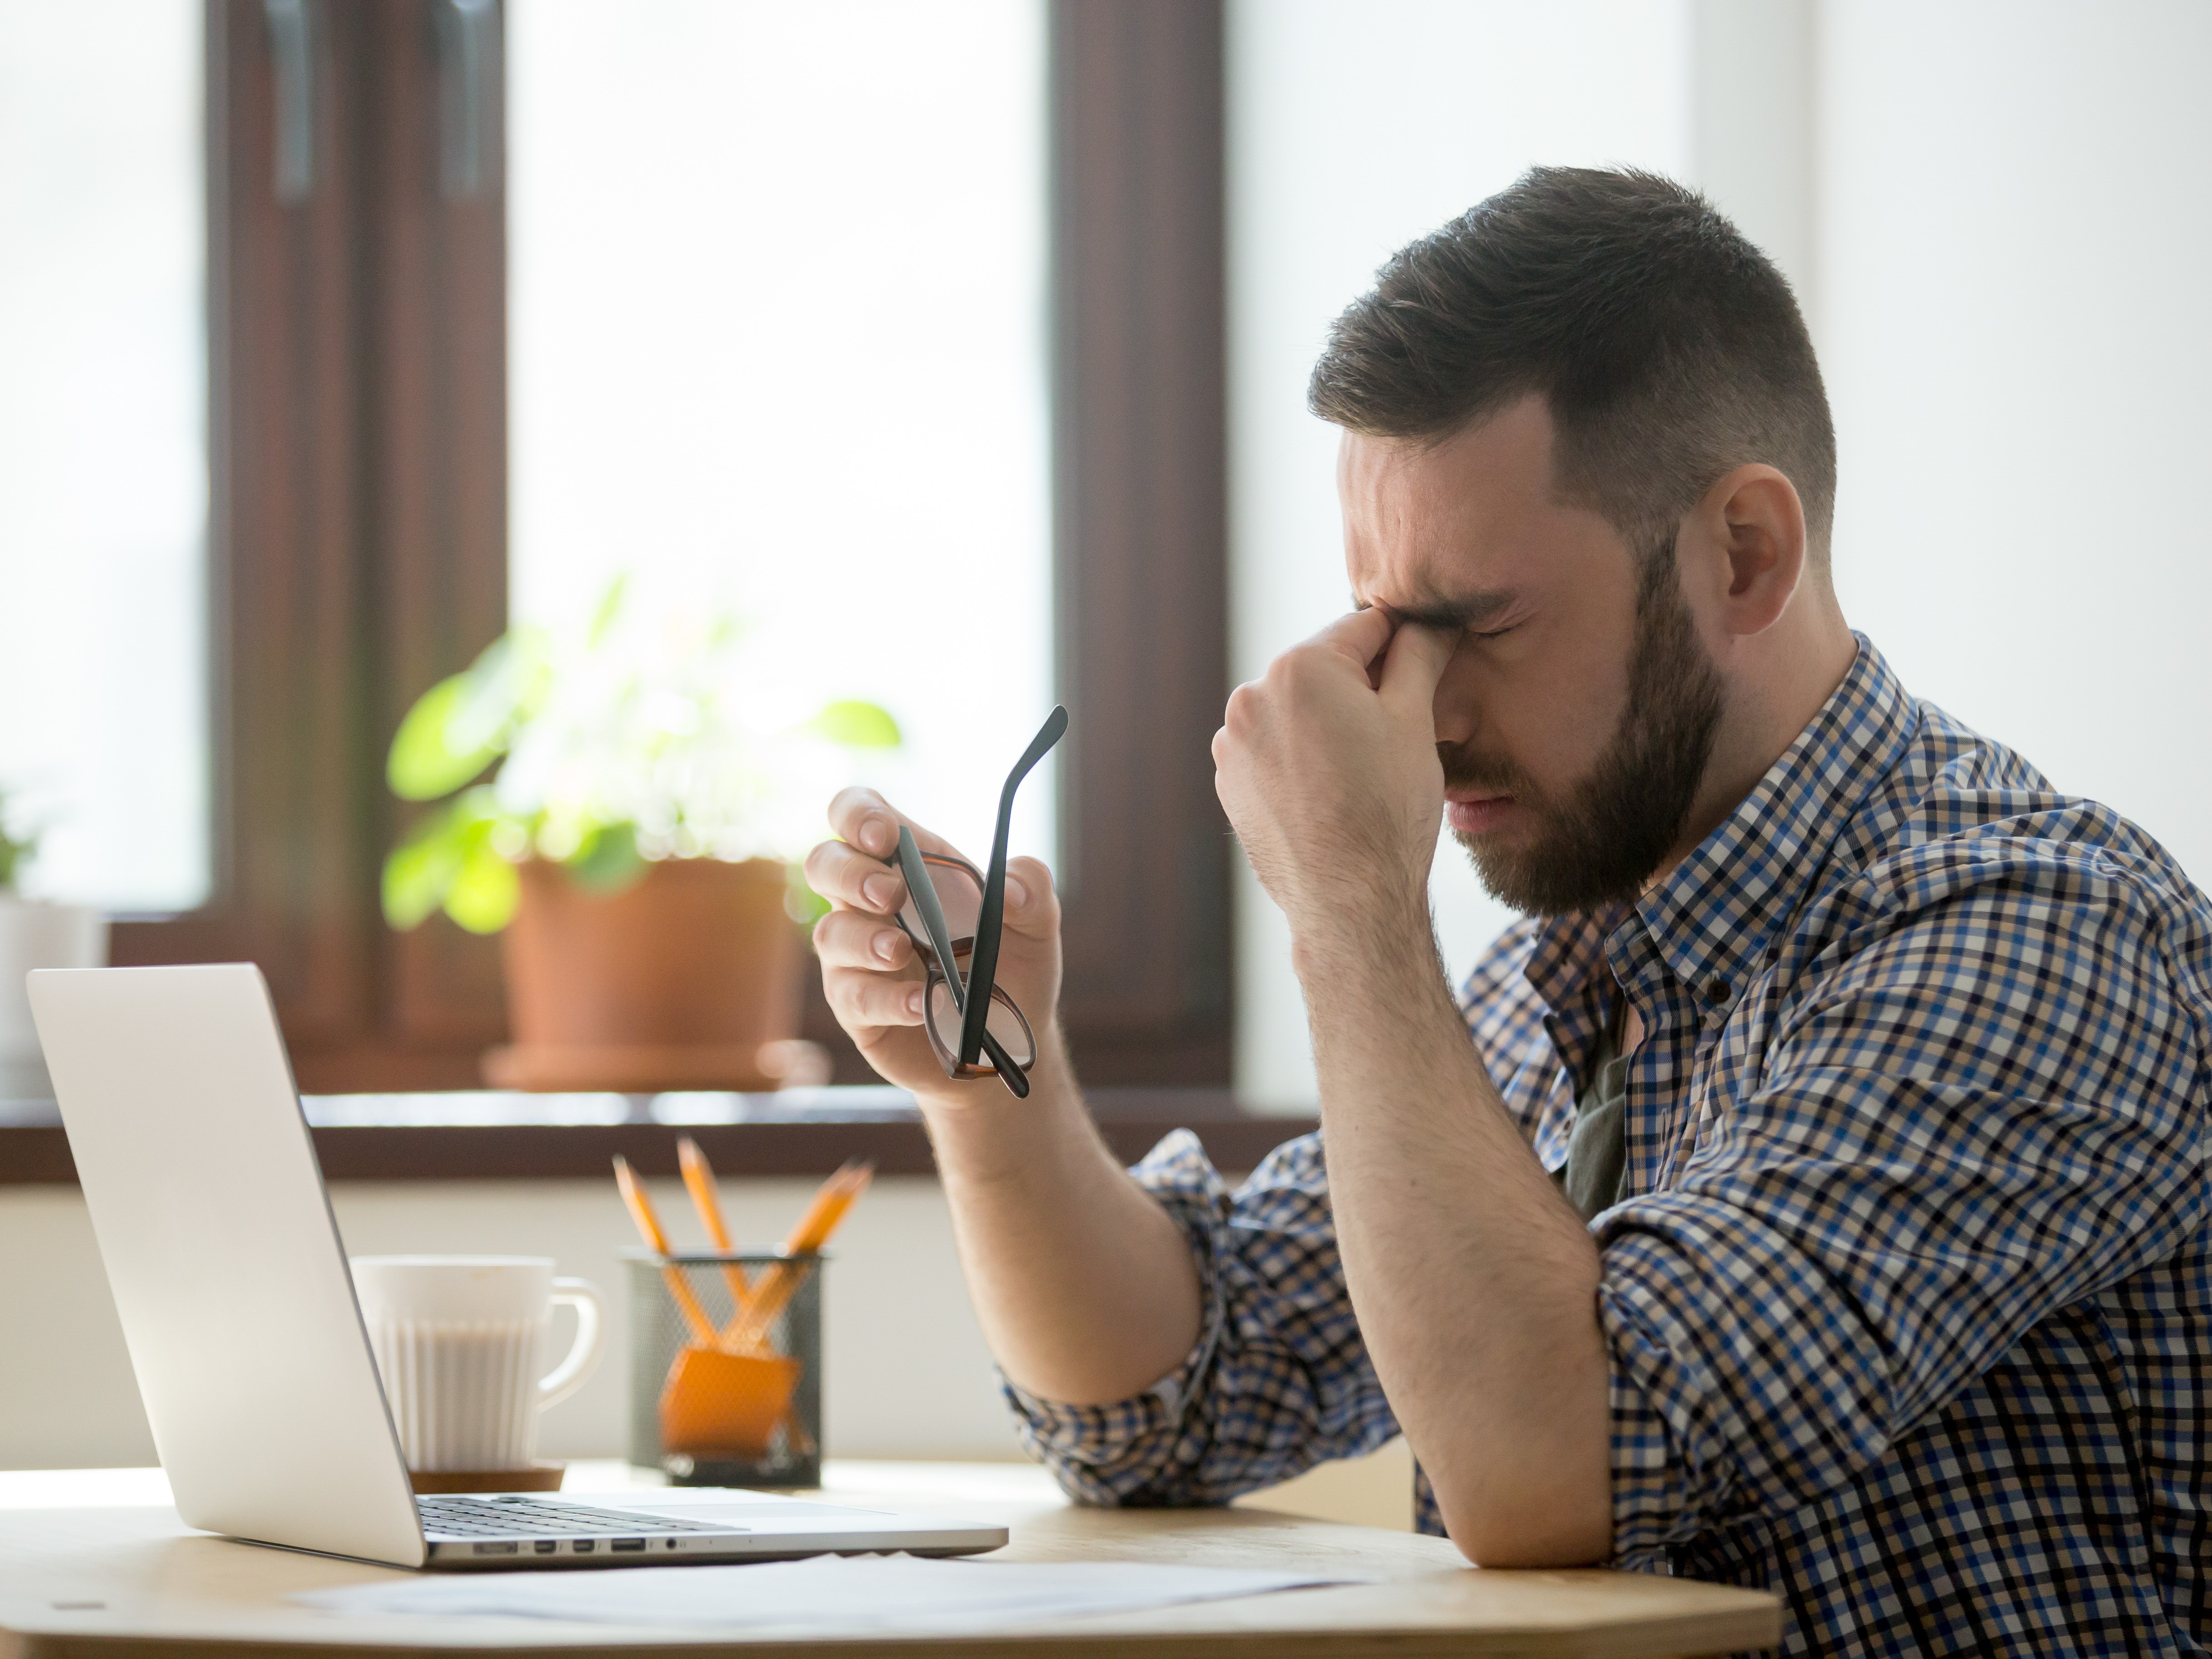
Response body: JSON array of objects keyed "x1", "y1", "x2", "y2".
[{"x1": 0, "y1": 1462, "x2": 1780, "y2": 1657}]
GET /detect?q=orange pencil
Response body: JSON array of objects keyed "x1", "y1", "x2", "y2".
[
  {"x1": 787, "y1": 1158, "x2": 875, "y2": 1253},
  {"x1": 612, "y1": 1155, "x2": 721, "y2": 1350},
  {"x1": 677, "y1": 1136, "x2": 758, "y2": 1327},
  {"x1": 731, "y1": 1160, "x2": 873, "y2": 1347}
]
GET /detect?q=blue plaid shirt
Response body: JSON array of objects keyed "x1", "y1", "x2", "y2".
[{"x1": 1008, "y1": 638, "x2": 2212, "y2": 1657}]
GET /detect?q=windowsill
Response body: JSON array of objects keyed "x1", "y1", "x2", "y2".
[{"x1": 0, "y1": 1087, "x2": 1316, "y2": 1184}]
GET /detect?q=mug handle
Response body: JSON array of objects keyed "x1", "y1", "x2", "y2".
[{"x1": 539, "y1": 1277, "x2": 606, "y2": 1410}]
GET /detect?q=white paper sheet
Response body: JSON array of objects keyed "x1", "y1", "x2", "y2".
[{"x1": 294, "y1": 1553, "x2": 1349, "y2": 1635}]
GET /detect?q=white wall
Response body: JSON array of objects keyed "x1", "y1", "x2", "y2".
[
  {"x1": 1226, "y1": 0, "x2": 2212, "y2": 1106},
  {"x1": 1226, "y1": 0, "x2": 1694, "y2": 1108},
  {"x1": 0, "y1": 1178, "x2": 1024, "y2": 1471},
  {"x1": 1, "y1": 1169, "x2": 1428, "y2": 1523},
  {"x1": 1691, "y1": 0, "x2": 1816, "y2": 311},
  {"x1": 1819, "y1": 0, "x2": 2212, "y2": 880}
]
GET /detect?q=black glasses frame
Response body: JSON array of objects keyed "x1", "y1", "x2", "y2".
[{"x1": 891, "y1": 706, "x2": 1068, "y2": 1098}]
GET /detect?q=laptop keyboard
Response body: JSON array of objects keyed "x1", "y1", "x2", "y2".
[{"x1": 419, "y1": 1496, "x2": 726, "y2": 1539}]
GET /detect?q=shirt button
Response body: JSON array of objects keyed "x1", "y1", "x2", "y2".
[{"x1": 1703, "y1": 978, "x2": 1732, "y2": 1005}]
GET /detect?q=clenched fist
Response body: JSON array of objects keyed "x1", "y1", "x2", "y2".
[{"x1": 1212, "y1": 609, "x2": 1455, "y2": 941}]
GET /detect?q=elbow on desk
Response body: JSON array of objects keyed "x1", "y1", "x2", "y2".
[{"x1": 1434, "y1": 1483, "x2": 1614, "y2": 1571}]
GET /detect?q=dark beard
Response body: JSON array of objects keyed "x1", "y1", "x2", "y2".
[{"x1": 1443, "y1": 536, "x2": 1724, "y2": 916}]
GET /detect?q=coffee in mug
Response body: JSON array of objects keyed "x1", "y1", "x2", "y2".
[{"x1": 350, "y1": 1256, "x2": 604, "y2": 1473}]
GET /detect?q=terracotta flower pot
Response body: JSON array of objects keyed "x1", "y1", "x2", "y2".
[{"x1": 483, "y1": 857, "x2": 802, "y2": 1093}]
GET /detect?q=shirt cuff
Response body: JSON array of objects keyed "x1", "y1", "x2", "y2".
[{"x1": 1000, "y1": 1129, "x2": 1231, "y2": 1504}]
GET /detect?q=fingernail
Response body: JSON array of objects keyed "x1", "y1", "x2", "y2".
[
  {"x1": 862, "y1": 817, "x2": 893, "y2": 855},
  {"x1": 874, "y1": 931, "x2": 902, "y2": 964},
  {"x1": 864, "y1": 874, "x2": 900, "y2": 910},
  {"x1": 907, "y1": 985, "x2": 925, "y2": 1017},
  {"x1": 1005, "y1": 874, "x2": 1030, "y2": 908}
]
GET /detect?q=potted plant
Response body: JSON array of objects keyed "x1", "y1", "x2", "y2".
[
  {"x1": 382, "y1": 581, "x2": 897, "y2": 1091},
  {"x1": 0, "y1": 788, "x2": 108, "y2": 1099}
]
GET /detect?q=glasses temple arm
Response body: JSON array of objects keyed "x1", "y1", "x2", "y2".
[
  {"x1": 896, "y1": 828, "x2": 965, "y2": 1012},
  {"x1": 958, "y1": 705, "x2": 1068, "y2": 1069},
  {"x1": 979, "y1": 1024, "x2": 1029, "y2": 1098}
]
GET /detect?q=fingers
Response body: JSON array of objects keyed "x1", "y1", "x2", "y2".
[
  {"x1": 804, "y1": 837, "x2": 908, "y2": 916},
  {"x1": 1378, "y1": 619, "x2": 1455, "y2": 718},
  {"x1": 814, "y1": 910, "x2": 926, "y2": 1031},
  {"x1": 813, "y1": 906, "x2": 915, "y2": 972},
  {"x1": 820, "y1": 960, "x2": 926, "y2": 1030},
  {"x1": 1310, "y1": 606, "x2": 1397, "y2": 671},
  {"x1": 1001, "y1": 855, "x2": 1060, "y2": 940},
  {"x1": 825, "y1": 787, "x2": 959, "y2": 861},
  {"x1": 824, "y1": 788, "x2": 901, "y2": 859}
]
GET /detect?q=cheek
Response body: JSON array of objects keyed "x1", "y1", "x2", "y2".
[{"x1": 1435, "y1": 625, "x2": 1628, "y2": 793}]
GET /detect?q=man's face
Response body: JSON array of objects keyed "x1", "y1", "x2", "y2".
[{"x1": 1340, "y1": 396, "x2": 1724, "y2": 915}]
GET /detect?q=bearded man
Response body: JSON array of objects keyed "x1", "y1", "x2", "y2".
[{"x1": 806, "y1": 168, "x2": 2212, "y2": 1657}]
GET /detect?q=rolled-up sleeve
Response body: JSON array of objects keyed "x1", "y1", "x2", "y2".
[
  {"x1": 1005, "y1": 1126, "x2": 1399, "y2": 1507},
  {"x1": 1596, "y1": 863, "x2": 2208, "y2": 1563}
]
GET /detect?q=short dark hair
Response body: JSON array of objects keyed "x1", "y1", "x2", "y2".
[{"x1": 1310, "y1": 166, "x2": 1835, "y2": 566}]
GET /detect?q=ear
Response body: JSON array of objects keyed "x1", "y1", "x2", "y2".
[{"x1": 1689, "y1": 465, "x2": 1807, "y2": 639}]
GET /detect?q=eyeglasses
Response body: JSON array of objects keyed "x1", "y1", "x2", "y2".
[{"x1": 891, "y1": 706, "x2": 1067, "y2": 1098}]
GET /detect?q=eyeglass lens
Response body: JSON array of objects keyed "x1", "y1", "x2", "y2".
[
  {"x1": 898, "y1": 861, "x2": 981, "y2": 960},
  {"x1": 925, "y1": 977, "x2": 1035, "y2": 1071}
]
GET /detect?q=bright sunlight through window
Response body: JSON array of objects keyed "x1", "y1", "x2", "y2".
[{"x1": 507, "y1": 0, "x2": 1053, "y2": 871}]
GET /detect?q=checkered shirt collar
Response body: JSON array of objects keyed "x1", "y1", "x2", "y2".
[{"x1": 1523, "y1": 633, "x2": 1914, "y2": 1020}]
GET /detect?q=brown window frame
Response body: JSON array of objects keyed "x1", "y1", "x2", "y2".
[{"x1": 115, "y1": 0, "x2": 1231, "y2": 1096}]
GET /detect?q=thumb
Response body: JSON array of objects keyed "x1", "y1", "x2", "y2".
[
  {"x1": 1000, "y1": 855, "x2": 1060, "y2": 940},
  {"x1": 1377, "y1": 620, "x2": 1454, "y2": 721}
]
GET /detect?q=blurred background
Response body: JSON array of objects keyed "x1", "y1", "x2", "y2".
[{"x1": 3, "y1": 0, "x2": 2207, "y2": 1508}]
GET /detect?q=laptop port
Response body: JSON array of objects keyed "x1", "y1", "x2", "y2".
[
  {"x1": 611, "y1": 1538, "x2": 647, "y2": 1553},
  {"x1": 572, "y1": 1539, "x2": 596, "y2": 1553},
  {"x1": 472, "y1": 1542, "x2": 519, "y2": 1556},
  {"x1": 533, "y1": 1540, "x2": 558, "y2": 1554}
]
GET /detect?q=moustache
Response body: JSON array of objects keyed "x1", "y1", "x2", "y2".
[{"x1": 1437, "y1": 741, "x2": 1531, "y2": 796}]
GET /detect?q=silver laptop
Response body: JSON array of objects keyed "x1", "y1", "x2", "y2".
[{"x1": 27, "y1": 963, "x2": 1008, "y2": 1571}]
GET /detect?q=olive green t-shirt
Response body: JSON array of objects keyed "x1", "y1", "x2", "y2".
[{"x1": 1555, "y1": 1030, "x2": 1629, "y2": 1222}]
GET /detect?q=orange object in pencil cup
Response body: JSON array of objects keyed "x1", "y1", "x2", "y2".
[{"x1": 626, "y1": 1250, "x2": 823, "y2": 1487}]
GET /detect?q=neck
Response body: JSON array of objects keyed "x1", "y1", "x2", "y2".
[{"x1": 1659, "y1": 596, "x2": 1859, "y2": 882}]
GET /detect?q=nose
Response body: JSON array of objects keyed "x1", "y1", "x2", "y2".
[{"x1": 1431, "y1": 639, "x2": 1482, "y2": 747}]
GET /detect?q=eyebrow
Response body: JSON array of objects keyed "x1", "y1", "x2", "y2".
[{"x1": 1353, "y1": 589, "x2": 1518, "y2": 631}]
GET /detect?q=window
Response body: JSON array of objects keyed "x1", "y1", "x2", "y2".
[
  {"x1": 506, "y1": 0, "x2": 1055, "y2": 864},
  {"x1": 0, "y1": 0, "x2": 209, "y2": 914},
  {"x1": 76, "y1": 0, "x2": 1233, "y2": 1096}
]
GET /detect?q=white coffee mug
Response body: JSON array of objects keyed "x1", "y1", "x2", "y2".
[{"x1": 350, "y1": 1256, "x2": 605, "y2": 1473}]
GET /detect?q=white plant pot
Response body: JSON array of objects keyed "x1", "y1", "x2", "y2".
[{"x1": 0, "y1": 899, "x2": 108, "y2": 1097}]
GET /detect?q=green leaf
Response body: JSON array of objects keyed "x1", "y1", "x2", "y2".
[
  {"x1": 804, "y1": 699, "x2": 902, "y2": 749},
  {"x1": 386, "y1": 633, "x2": 551, "y2": 804},
  {"x1": 446, "y1": 633, "x2": 540, "y2": 754},
  {"x1": 565, "y1": 821, "x2": 647, "y2": 894},
  {"x1": 587, "y1": 573, "x2": 630, "y2": 649},
  {"x1": 381, "y1": 831, "x2": 462, "y2": 930},
  {"x1": 444, "y1": 842, "x2": 521, "y2": 933},
  {"x1": 380, "y1": 809, "x2": 471, "y2": 929},
  {"x1": 388, "y1": 673, "x2": 501, "y2": 801},
  {"x1": 382, "y1": 788, "x2": 514, "y2": 930}
]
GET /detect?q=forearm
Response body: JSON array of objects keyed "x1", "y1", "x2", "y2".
[
  {"x1": 920, "y1": 1028, "x2": 1204, "y2": 1405},
  {"x1": 1298, "y1": 902, "x2": 1611, "y2": 1565}
]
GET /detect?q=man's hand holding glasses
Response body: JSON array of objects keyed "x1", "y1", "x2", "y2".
[{"x1": 806, "y1": 709, "x2": 1068, "y2": 1105}]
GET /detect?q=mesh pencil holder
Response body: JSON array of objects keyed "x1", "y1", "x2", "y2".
[{"x1": 624, "y1": 1249, "x2": 824, "y2": 1488}]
